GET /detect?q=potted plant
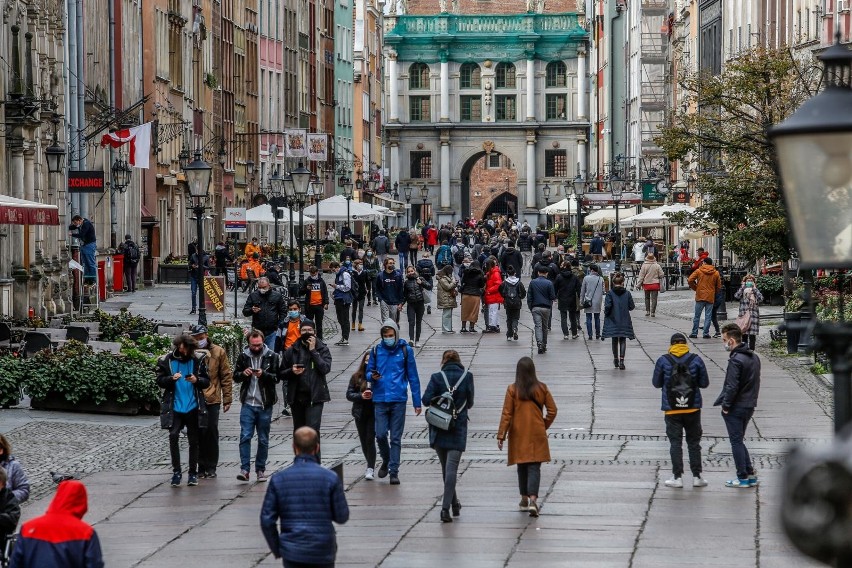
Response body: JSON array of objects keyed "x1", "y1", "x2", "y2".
[
  {"x1": 783, "y1": 289, "x2": 805, "y2": 354},
  {"x1": 0, "y1": 355, "x2": 25, "y2": 408},
  {"x1": 755, "y1": 274, "x2": 784, "y2": 305}
]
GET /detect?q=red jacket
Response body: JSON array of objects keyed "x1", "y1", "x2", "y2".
[
  {"x1": 690, "y1": 251, "x2": 709, "y2": 272},
  {"x1": 11, "y1": 480, "x2": 104, "y2": 568},
  {"x1": 484, "y1": 266, "x2": 504, "y2": 304},
  {"x1": 426, "y1": 227, "x2": 438, "y2": 246}
]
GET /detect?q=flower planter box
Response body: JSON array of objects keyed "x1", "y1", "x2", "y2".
[
  {"x1": 159, "y1": 264, "x2": 190, "y2": 284},
  {"x1": 30, "y1": 393, "x2": 159, "y2": 416}
]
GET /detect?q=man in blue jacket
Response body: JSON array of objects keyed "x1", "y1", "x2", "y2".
[
  {"x1": 260, "y1": 427, "x2": 349, "y2": 567},
  {"x1": 652, "y1": 332, "x2": 710, "y2": 488},
  {"x1": 374, "y1": 257, "x2": 404, "y2": 325},
  {"x1": 365, "y1": 319, "x2": 421, "y2": 485}
]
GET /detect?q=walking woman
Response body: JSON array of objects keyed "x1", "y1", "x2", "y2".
[
  {"x1": 436, "y1": 265, "x2": 459, "y2": 333},
  {"x1": 351, "y1": 258, "x2": 369, "y2": 332},
  {"x1": 579, "y1": 264, "x2": 605, "y2": 340},
  {"x1": 602, "y1": 273, "x2": 636, "y2": 370},
  {"x1": 345, "y1": 351, "x2": 377, "y2": 480},
  {"x1": 483, "y1": 258, "x2": 504, "y2": 333},
  {"x1": 402, "y1": 265, "x2": 432, "y2": 347},
  {"x1": 734, "y1": 273, "x2": 764, "y2": 350},
  {"x1": 363, "y1": 249, "x2": 380, "y2": 305},
  {"x1": 422, "y1": 349, "x2": 474, "y2": 523},
  {"x1": 635, "y1": 254, "x2": 665, "y2": 317},
  {"x1": 497, "y1": 357, "x2": 557, "y2": 518},
  {"x1": 459, "y1": 260, "x2": 485, "y2": 333}
]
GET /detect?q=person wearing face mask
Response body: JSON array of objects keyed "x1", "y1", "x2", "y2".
[
  {"x1": 416, "y1": 250, "x2": 436, "y2": 315},
  {"x1": 281, "y1": 320, "x2": 332, "y2": 455},
  {"x1": 351, "y1": 259, "x2": 369, "y2": 332},
  {"x1": 331, "y1": 260, "x2": 354, "y2": 346},
  {"x1": 301, "y1": 266, "x2": 330, "y2": 340},
  {"x1": 402, "y1": 265, "x2": 432, "y2": 347},
  {"x1": 714, "y1": 323, "x2": 761, "y2": 488},
  {"x1": 375, "y1": 257, "x2": 404, "y2": 325},
  {"x1": 363, "y1": 250, "x2": 380, "y2": 305},
  {"x1": 234, "y1": 330, "x2": 281, "y2": 483},
  {"x1": 190, "y1": 325, "x2": 233, "y2": 479},
  {"x1": 277, "y1": 301, "x2": 308, "y2": 418},
  {"x1": 242, "y1": 276, "x2": 287, "y2": 350},
  {"x1": 733, "y1": 274, "x2": 764, "y2": 350}
]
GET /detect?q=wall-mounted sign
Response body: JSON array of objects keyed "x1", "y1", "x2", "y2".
[
  {"x1": 68, "y1": 171, "x2": 105, "y2": 193},
  {"x1": 672, "y1": 191, "x2": 691, "y2": 204},
  {"x1": 224, "y1": 208, "x2": 247, "y2": 233},
  {"x1": 582, "y1": 192, "x2": 643, "y2": 206}
]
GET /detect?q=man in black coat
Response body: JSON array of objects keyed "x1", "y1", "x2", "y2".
[
  {"x1": 554, "y1": 263, "x2": 582, "y2": 339},
  {"x1": 242, "y1": 276, "x2": 286, "y2": 350},
  {"x1": 395, "y1": 230, "x2": 412, "y2": 270},
  {"x1": 499, "y1": 240, "x2": 523, "y2": 278}
]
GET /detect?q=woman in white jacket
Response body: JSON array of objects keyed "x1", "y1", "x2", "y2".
[{"x1": 579, "y1": 264, "x2": 605, "y2": 340}]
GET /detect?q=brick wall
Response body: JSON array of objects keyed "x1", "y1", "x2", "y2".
[
  {"x1": 468, "y1": 155, "x2": 518, "y2": 219},
  {"x1": 406, "y1": 0, "x2": 582, "y2": 16}
]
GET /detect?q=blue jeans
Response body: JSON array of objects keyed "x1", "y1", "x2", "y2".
[
  {"x1": 374, "y1": 401, "x2": 407, "y2": 476},
  {"x1": 585, "y1": 312, "x2": 601, "y2": 338},
  {"x1": 263, "y1": 331, "x2": 277, "y2": 350},
  {"x1": 239, "y1": 404, "x2": 272, "y2": 473},
  {"x1": 398, "y1": 251, "x2": 408, "y2": 271},
  {"x1": 722, "y1": 407, "x2": 755, "y2": 480},
  {"x1": 190, "y1": 276, "x2": 199, "y2": 310},
  {"x1": 691, "y1": 301, "x2": 713, "y2": 336},
  {"x1": 80, "y1": 241, "x2": 97, "y2": 282}
]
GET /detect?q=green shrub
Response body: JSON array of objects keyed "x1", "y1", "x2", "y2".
[
  {"x1": 755, "y1": 274, "x2": 784, "y2": 296},
  {"x1": 0, "y1": 355, "x2": 26, "y2": 407}
]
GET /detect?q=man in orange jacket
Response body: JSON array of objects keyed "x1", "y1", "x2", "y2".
[{"x1": 687, "y1": 257, "x2": 722, "y2": 339}]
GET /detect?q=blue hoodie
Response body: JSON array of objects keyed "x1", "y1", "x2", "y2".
[{"x1": 365, "y1": 319, "x2": 421, "y2": 408}]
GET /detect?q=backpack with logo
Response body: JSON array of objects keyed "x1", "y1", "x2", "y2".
[
  {"x1": 436, "y1": 245, "x2": 453, "y2": 268},
  {"x1": 500, "y1": 280, "x2": 523, "y2": 310},
  {"x1": 664, "y1": 354, "x2": 698, "y2": 410},
  {"x1": 425, "y1": 370, "x2": 469, "y2": 431}
]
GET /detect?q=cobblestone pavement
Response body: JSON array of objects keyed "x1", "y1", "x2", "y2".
[{"x1": 1, "y1": 280, "x2": 831, "y2": 568}]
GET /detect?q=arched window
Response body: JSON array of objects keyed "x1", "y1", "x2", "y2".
[
  {"x1": 409, "y1": 63, "x2": 430, "y2": 89},
  {"x1": 546, "y1": 61, "x2": 567, "y2": 88},
  {"x1": 459, "y1": 62, "x2": 481, "y2": 88},
  {"x1": 495, "y1": 62, "x2": 516, "y2": 89}
]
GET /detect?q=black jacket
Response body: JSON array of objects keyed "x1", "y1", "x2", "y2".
[
  {"x1": 402, "y1": 275, "x2": 432, "y2": 304},
  {"x1": 301, "y1": 274, "x2": 330, "y2": 307},
  {"x1": 351, "y1": 268, "x2": 369, "y2": 300},
  {"x1": 345, "y1": 373, "x2": 374, "y2": 419},
  {"x1": 714, "y1": 344, "x2": 761, "y2": 410},
  {"x1": 499, "y1": 248, "x2": 523, "y2": 277},
  {"x1": 517, "y1": 233, "x2": 532, "y2": 252},
  {"x1": 281, "y1": 337, "x2": 332, "y2": 405},
  {"x1": 395, "y1": 231, "x2": 411, "y2": 252},
  {"x1": 69, "y1": 218, "x2": 96, "y2": 245},
  {"x1": 554, "y1": 269, "x2": 582, "y2": 312},
  {"x1": 460, "y1": 267, "x2": 485, "y2": 296},
  {"x1": 243, "y1": 288, "x2": 286, "y2": 334},
  {"x1": 0, "y1": 486, "x2": 21, "y2": 553},
  {"x1": 214, "y1": 244, "x2": 232, "y2": 268},
  {"x1": 234, "y1": 345, "x2": 280, "y2": 409},
  {"x1": 155, "y1": 351, "x2": 211, "y2": 429},
  {"x1": 533, "y1": 261, "x2": 559, "y2": 282},
  {"x1": 422, "y1": 363, "x2": 474, "y2": 452}
]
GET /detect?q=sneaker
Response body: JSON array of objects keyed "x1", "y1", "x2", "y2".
[
  {"x1": 460, "y1": 328, "x2": 468, "y2": 333},
  {"x1": 378, "y1": 463, "x2": 388, "y2": 479},
  {"x1": 664, "y1": 476, "x2": 683, "y2": 488},
  {"x1": 507, "y1": 335, "x2": 513, "y2": 341},
  {"x1": 189, "y1": 309, "x2": 197, "y2": 315},
  {"x1": 651, "y1": 313, "x2": 656, "y2": 317},
  {"x1": 427, "y1": 306, "x2": 432, "y2": 314},
  {"x1": 443, "y1": 330, "x2": 455, "y2": 334},
  {"x1": 537, "y1": 345, "x2": 544, "y2": 354},
  {"x1": 713, "y1": 332, "x2": 722, "y2": 338},
  {"x1": 748, "y1": 475, "x2": 759, "y2": 487},
  {"x1": 688, "y1": 334, "x2": 698, "y2": 339},
  {"x1": 613, "y1": 358, "x2": 620, "y2": 369},
  {"x1": 693, "y1": 476, "x2": 708, "y2": 488},
  {"x1": 187, "y1": 474, "x2": 198, "y2": 486},
  {"x1": 528, "y1": 500, "x2": 539, "y2": 517},
  {"x1": 389, "y1": 474, "x2": 400, "y2": 485},
  {"x1": 513, "y1": 332, "x2": 518, "y2": 341},
  {"x1": 645, "y1": 312, "x2": 650, "y2": 317},
  {"x1": 619, "y1": 360, "x2": 626, "y2": 371},
  {"x1": 170, "y1": 472, "x2": 182, "y2": 487},
  {"x1": 519, "y1": 497, "x2": 529, "y2": 511},
  {"x1": 198, "y1": 471, "x2": 209, "y2": 479},
  {"x1": 256, "y1": 471, "x2": 269, "y2": 482},
  {"x1": 702, "y1": 334, "x2": 712, "y2": 339},
  {"x1": 412, "y1": 341, "x2": 418, "y2": 348},
  {"x1": 206, "y1": 471, "x2": 217, "y2": 479},
  {"x1": 237, "y1": 470, "x2": 250, "y2": 482},
  {"x1": 451, "y1": 500, "x2": 462, "y2": 517},
  {"x1": 564, "y1": 335, "x2": 570, "y2": 340},
  {"x1": 281, "y1": 404, "x2": 291, "y2": 417},
  {"x1": 572, "y1": 334, "x2": 579, "y2": 339},
  {"x1": 365, "y1": 468, "x2": 375, "y2": 480},
  {"x1": 724, "y1": 478, "x2": 753, "y2": 488}
]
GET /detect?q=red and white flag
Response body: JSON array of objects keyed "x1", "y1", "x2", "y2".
[{"x1": 100, "y1": 122, "x2": 153, "y2": 169}]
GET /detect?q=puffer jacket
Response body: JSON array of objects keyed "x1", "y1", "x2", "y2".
[
  {"x1": 280, "y1": 336, "x2": 333, "y2": 405},
  {"x1": 199, "y1": 342, "x2": 233, "y2": 406},
  {"x1": 436, "y1": 274, "x2": 458, "y2": 309},
  {"x1": 652, "y1": 349, "x2": 710, "y2": 411},
  {"x1": 422, "y1": 363, "x2": 474, "y2": 452},
  {"x1": 0, "y1": 486, "x2": 20, "y2": 553},
  {"x1": 242, "y1": 288, "x2": 286, "y2": 334},
  {"x1": 483, "y1": 266, "x2": 504, "y2": 305},
  {"x1": 233, "y1": 345, "x2": 280, "y2": 409},
  {"x1": 155, "y1": 351, "x2": 211, "y2": 429},
  {"x1": 554, "y1": 268, "x2": 581, "y2": 312},
  {"x1": 688, "y1": 263, "x2": 722, "y2": 304},
  {"x1": 364, "y1": 319, "x2": 421, "y2": 407},
  {"x1": 460, "y1": 267, "x2": 485, "y2": 296},
  {"x1": 402, "y1": 275, "x2": 432, "y2": 304},
  {"x1": 714, "y1": 344, "x2": 761, "y2": 410},
  {"x1": 0, "y1": 456, "x2": 29, "y2": 503}
]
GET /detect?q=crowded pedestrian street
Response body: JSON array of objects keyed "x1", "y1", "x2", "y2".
[{"x1": 1, "y1": 281, "x2": 830, "y2": 568}]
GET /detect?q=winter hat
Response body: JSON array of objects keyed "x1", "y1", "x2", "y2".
[{"x1": 670, "y1": 333, "x2": 688, "y2": 345}]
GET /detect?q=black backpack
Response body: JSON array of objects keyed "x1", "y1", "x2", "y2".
[
  {"x1": 665, "y1": 354, "x2": 698, "y2": 410},
  {"x1": 125, "y1": 242, "x2": 140, "y2": 262},
  {"x1": 500, "y1": 280, "x2": 523, "y2": 309}
]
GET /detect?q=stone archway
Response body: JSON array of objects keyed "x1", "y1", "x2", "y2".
[
  {"x1": 483, "y1": 191, "x2": 518, "y2": 219},
  {"x1": 459, "y1": 151, "x2": 518, "y2": 220}
]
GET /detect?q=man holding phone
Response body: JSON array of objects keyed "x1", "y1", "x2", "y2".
[
  {"x1": 281, "y1": 320, "x2": 333, "y2": 458},
  {"x1": 242, "y1": 277, "x2": 287, "y2": 350}
]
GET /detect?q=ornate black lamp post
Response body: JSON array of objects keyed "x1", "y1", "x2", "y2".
[
  {"x1": 183, "y1": 151, "x2": 213, "y2": 326},
  {"x1": 609, "y1": 176, "x2": 625, "y2": 271},
  {"x1": 282, "y1": 171, "x2": 297, "y2": 290},
  {"x1": 291, "y1": 162, "x2": 311, "y2": 284},
  {"x1": 269, "y1": 167, "x2": 285, "y2": 262},
  {"x1": 310, "y1": 176, "x2": 324, "y2": 269},
  {"x1": 419, "y1": 185, "x2": 429, "y2": 224},
  {"x1": 403, "y1": 184, "x2": 413, "y2": 229},
  {"x1": 343, "y1": 178, "x2": 354, "y2": 231},
  {"x1": 542, "y1": 182, "x2": 551, "y2": 229},
  {"x1": 571, "y1": 174, "x2": 587, "y2": 253}
]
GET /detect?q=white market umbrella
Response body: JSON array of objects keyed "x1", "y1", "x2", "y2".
[
  {"x1": 539, "y1": 197, "x2": 577, "y2": 215},
  {"x1": 246, "y1": 203, "x2": 314, "y2": 224},
  {"x1": 627, "y1": 204, "x2": 695, "y2": 227},
  {"x1": 584, "y1": 207, "x2": 636, "y2": 226},
  {"x1": 301, "y1": 194, "x2": 386, "y2": 222}
]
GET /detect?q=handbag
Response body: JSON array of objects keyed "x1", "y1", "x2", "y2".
[
  {"x1": 424, "y1": 370, "x2": 468, "y2": 431},
  {"x1": 643, "y1": 282, "x2": 661, "y2": 291},
  {"x1": 736, "y1": 312, "x2": 751, "y2": 333},
  {"x1": 582, "y1": 278, "x2": 601, "y2": 309}
]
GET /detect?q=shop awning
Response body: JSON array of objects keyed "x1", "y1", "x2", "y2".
[{"x1": 0, "y1": 195, "x2": 59, "y2": 225}]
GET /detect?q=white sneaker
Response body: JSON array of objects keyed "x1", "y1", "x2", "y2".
[
  {"x1": 365, "y1": 468, "x2": 374, "y2": 480},
  {"x1": 693, "y1": 476, "x2": 708, "y2": 487},
  {"x1": 664, "y1": 476, "x2": 683, "y2": 488}
]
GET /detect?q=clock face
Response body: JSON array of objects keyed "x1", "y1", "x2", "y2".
[{"x1": 656, "y1": 180, "x2": 670, "y2": 195}]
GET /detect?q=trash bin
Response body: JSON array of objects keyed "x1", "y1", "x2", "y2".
[
  {"x1": 97, "y1": 261, "x2": 106, "y2": 301},
  {"x1": 112, "y1": 254, "x2": 124, "y2": 293}
]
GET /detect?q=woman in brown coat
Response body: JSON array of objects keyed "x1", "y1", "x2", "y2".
[{"x1": 497, "y1": 357, "x2": 558, "y2": 517}]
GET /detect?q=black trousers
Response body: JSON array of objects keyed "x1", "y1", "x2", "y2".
[
  {"x1": 292, "y1": 401, "x2": 324, "y2": 461},
  {"x1": 198, "y1": 403, "x2": 220, "y2": 474},
  {"x1": 124, "y1": 262, "x2": 138, "y2": 292},
  {"x1": 351, "y1": 295, "x2": 365, "y2": 324},
  {"x1": 407, "y1": 301, "x2": 425, "y2": 342},
  {"x1": 169, "y1": 410, "x2": 200, "y2": 475},
  {"x1": 365, "y1": 278, "x2": 376, "y2": 303},
  {"x1": 335, "y1": 300, "x2": 351, "y2": 340},
  {"x1": 611, "y1": 337, "x2": 627, "y2": 358},
  {"x1": 665, "y1": 410, "x2": 703, "y2": 477},
  {"x1": 517, "y1": 462, "x2": 541, "y2": 497},
  {"x1": 505, "y1": 307, "x2": 521, "y2": 337},
  {"x1": 354, "y1": 408, "x2": 376, "y2": 469},
  {"x1": 305, "y1": 304, "x2": 325, "y2": 340},
  {"x1": 559, "y1": 309, "x2": 579, "y2": 336}
]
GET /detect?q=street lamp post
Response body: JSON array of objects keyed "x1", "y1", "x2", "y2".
[
  {"x1": 609, "y1": 176, "x2": 625, "y2": 271},
  {"x1": 291, "y1": 162, "x2": 311, "y2": 285},
  {"x1": 403, "y1": 184, "x2": 412, "y2": 228},
  {"x1": 310, "y1": 176, "x2": 324, "y2": 269},
  {"x1": 283, "y1": 172, "x2": 297, "y2": 291},
  {"x1": 767, "y1": 36, "x2": 852, "y2": 567},
  {"x1": 419, "y1": 185, "x2": 429, "y2": 224},
  {"x1": 183, "y1": 151, "x2": 213, "y2": 326},
  {"x1": 269, "y1": 167, "x2": 284, "y2": 262},
  {"x1": 542, "y1": 183, "x2": 551, "y2": 230},
  {"x1": 572, "y1": 175, "x2": 586, "y2": 255},
  {"x1": 342, "y1": 179, "x2": 354, "y2": 234}
]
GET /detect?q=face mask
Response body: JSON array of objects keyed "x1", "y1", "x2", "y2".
[
  {"x1": 301, "y1": 332, "x2": 314, "y2": 342},
  {"x1": 259, "y1": 287, "x2": 269, "y2": 294},
  {"x1": 724, "y1": 341, "x2": 734, "y2": 352},
  {"x1": 383, "y1": 337, "x2": 396, "y2": 347},
  {"x1": 367, "y1": 252, "x2": 373, "y2": 257},
  {"x1": 288, "y1": 310, "x2": 300, "y2": 319},
  {"x1": 745, "y1": 282, "x2": 754, "y2": 288},
  {"x1": 463, "y1": 262, "x2": 471, "y2": 268},
  {"x1": 344, "y1": 261, "x2": 352, "y2": 268},
  {"x1": 197, "y1": 339, "x2": 208, "y2": 348}
]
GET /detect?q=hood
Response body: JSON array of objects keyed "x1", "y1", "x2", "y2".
[
  {"x1": 668, "y1": 344, "x2": 690, "y2": 358},
  {"x1": 612, "y1": 287, "x2": 627, "y2": 296},
  {"x1": 215, "y1": 244, "x2": 226, "y2": 251},
  {"x1": 379, "y1": 319, "x2": 400, "y2": 348},
  {"x1": 506, "y1": 275, "x2": 520, "y2": 285},
  {"x1": 697, "y1": 264, "x2": 717, "y2": 276},
  {"x1": 46, "y1": 480, "x2": 89, "y2": 519},
  {"x1": 243, "y1": 344, "x2": 272, "y2": 358},
  {"x1": 560, "y1": 268, "x2": 575, "y2": 278}
]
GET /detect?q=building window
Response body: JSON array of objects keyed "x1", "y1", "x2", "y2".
[
  {"x1": 495, "y1": 62, "x2": 516, "y2": 88},
  {"x1": 409, "y1": 62, "x2": 430, "y2": 90},
  {"x1": 411, "y1": 151, "x2": 432, "y2": 178},
  {"x1": 459, "y1": 62, "x2": 481, "y2": 88},
  {"x1": 486, "y1": 153, "x2": 501, "y2": 168},
  {"x1": 546, "y1": 94, "x2": 567, "y2": 120},
  {"x1": 460, "y1": 95, "x2": 482, "y2": 121},
  {"x1": 409, "y1": 95, "x2": 431, "y2": 122},
  {"x1": 545, "y1": 61, "x2": 567, "y2": 88},
  {"x1": 495, "y1": 95, "x2": 516, "y2": 121},
  {"x1": 545, "y1": 150, "x2": 568, "y2": 177}
]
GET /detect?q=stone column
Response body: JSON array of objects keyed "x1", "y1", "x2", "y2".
[
  {"x1": 526, "y1": 58, "x2": 535, "y2": 121},
  {"x1": 388, "y1": 52, "x2": 400, "y2": 122},
  {"x1": 440, "y1": 52, "x2": 450, "y2": 122},
  {"x1": 9, "y1": 146, "x2": 25, "y2": 268},
  {"x1": 577, "y1": 47, "x2": 587, "y2": 120},
  {"x1": 526, "y1": 131, "x2": 536, "y2": 211},
  {"x1": 576, "y1": 134, "x2": 588, "y2": 179},
  {"x1": 440, "y1": 141, "x2": 450, "y2": 209},
  {"x1": 390, "y1": 141, "x2": 400, "y2": 188}
]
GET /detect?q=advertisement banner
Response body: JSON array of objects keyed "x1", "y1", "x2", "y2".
[
  {"x1": 285, "y1": 129, "x2": 307, "y2": 158},
  {"x1": 203, "y1": 276, "x2": 226, "y2": 315},
  {"x1": 224, "y1": 207, "x2": 247, "y2": 233},
  {"x1": 307, "y1": 133, "x2": 328, "y2": 162}
]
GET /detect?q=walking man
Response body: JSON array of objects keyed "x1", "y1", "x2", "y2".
[
  {"x1": 527, "y1": 266, "x2": 556, "y2": 354},
  {"x1": 302, "y1": 265, "x2": 330, "y2": 340},
  {"x1": 395, "y1": 228, "x2": 411, "y2": 270},
  {"x1": 652, "y1": 333, "x2": 710, "y2": 488},
  {"x1": 375, "y1": 257, "x2": 404, "y2": 325},
  {"x1": 191, "y1": 325, "x2": 233, "y2": 479},
  {"x1": 234, "y1": 329, "x2": 280, "y2": 483},
  {"x1": 687, "y1": 257, "x2": 722, "y2": 339},
  {"x1": 365, "y1": 320, "x2": 421, "y2": 485},
  {"x1": 715, "y1": 323, "x2": 761, "y2": 488},
  {"x1": 372, "y1": 230, "x2": 391, "y2": 266},
  {"x1": 243, "y1": 277, "x2": 286, "y2": 350},
  {"x1": 331, "y1": 261, "x2": 353, "y2": 346},
  {"x1": 118, "y1": 234, "x2": 140, "y2": 292},
  {"x1": 260, "y1": 427, "x2": 349, "y2": 568},
  {"x1": 69, "y1": 215, "x2": 97, "y2": 284},
  {"x1": 281, "y1": 320, "x2": 332, "y2": 450}
]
